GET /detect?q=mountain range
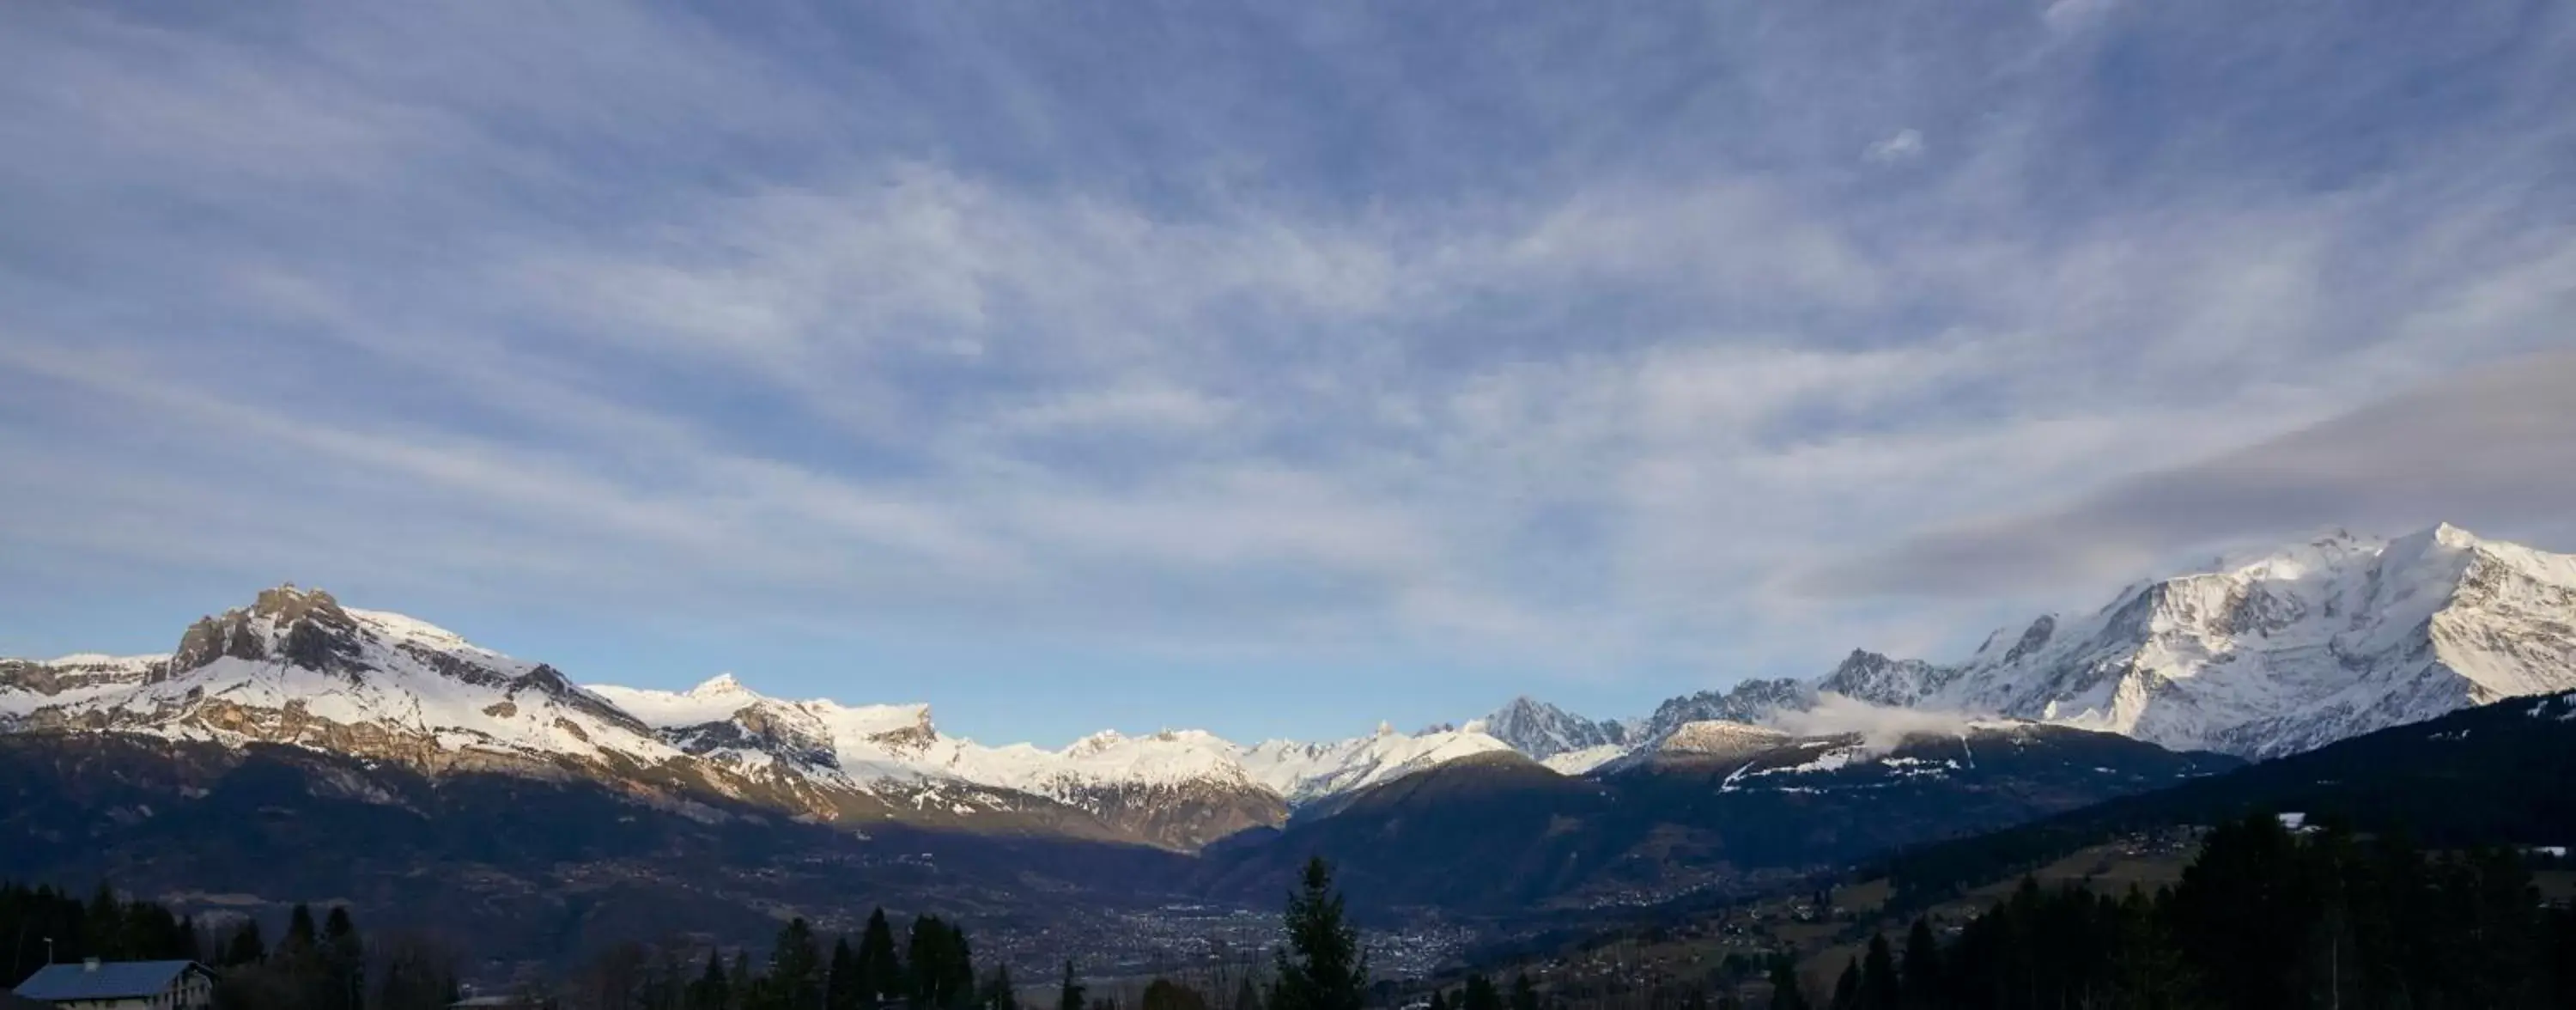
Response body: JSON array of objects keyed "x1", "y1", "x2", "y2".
[
  {"x1": 3, "y1": 522, "x2": 2573, "y2": 963},
  {"x1": 7, "y1": 523, "x2": 2574, "y2": 851}
]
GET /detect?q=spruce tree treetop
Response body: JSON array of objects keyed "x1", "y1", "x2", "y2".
[
  {"x1": 1898, "y1": 920, "x2": 1938, "y2": 1009},
  {"x1": 288, "y1": 904, "x2": 320, "y2": 949},
  {"x1": 1057, "y1": 961, "x2": 1085, "y2": 1010},
  {"x1": 1764, "y1": 957, "x2": 1808, "y2": 1010},
  {"x1": 1267, "y1": 858, "x2": 1367, "y2": 1010},
  {"x1": 222, "y1": 921, "x2": 266, "y2": 968},
  {"x1": 828, "y1": 938, "x2": 863, "y2": 1010},
  {"x1": 859, "y1": 909, "x2": 902, "y2": 1004},
  {"x1": 1858, "y1": 935, "x2": 1899, "y2": 1010}
]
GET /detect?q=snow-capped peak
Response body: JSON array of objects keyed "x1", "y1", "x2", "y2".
[
  {"x1": 7, "y1": 584, "x2": 676, "y2": 772},
  {"x1": 1236, "y1": 723, "x2": 1516, "y2": 806},
  {"x1": 1817, "y1": 522, "x2": 2576, "y2": 758},
  {"x1": 1478, "y1": 695, "x2": 1632, "y2": 761},
  {"x1": 689, "y1": 672, "x2": 751, "y2": 697}
]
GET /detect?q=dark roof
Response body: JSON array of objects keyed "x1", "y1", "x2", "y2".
[
  {"x1": 6, "y1": 990, "x2": 56, "y2": 1010},
  {"x1": 13, "y1": 962, "x2": 206, "y2": 1001}
]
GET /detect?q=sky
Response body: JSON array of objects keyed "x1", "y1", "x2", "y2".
[{"x1": 3, "y1": 1, "x2": 2573, "y2": 746}]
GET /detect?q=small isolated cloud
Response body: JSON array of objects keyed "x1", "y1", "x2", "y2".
[
  {"x1": 1773, "y1": 692, "x2": 1984, "y2": 752},
  {"x1": 1863, "y1": 128, "x2": 1925, "y2": 164},
  {"x1": 2043, "y1": 0, "x2": 2118, "y2": 35}
]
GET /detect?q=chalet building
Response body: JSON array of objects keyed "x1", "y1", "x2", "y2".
[{"x1": 10, "y1": 960, "x2": 216, "y2": 1010}]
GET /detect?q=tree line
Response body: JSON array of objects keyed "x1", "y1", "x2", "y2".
[
  {"x1": 1801, "y1": 814, "x2": 2576, "y2": 1010},
  {"x1": 5, "y1": 856, "x2": 1398, "y2": 1010},
  {"x1": 0, "y1": 869, "x2": 1359, "y2": 1010},
  {"x1": 4, "y1": 881, "x2": 204, "y2": 984},
  {"x1": 563, "y1": 909, "x2": 998, "y2": 1010},
  {"x1": 3, "y1": 884, "x2": 457, "y2": 1010}
]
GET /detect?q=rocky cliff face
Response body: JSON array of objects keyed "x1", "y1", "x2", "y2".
[{"x1": 1477, "y1": 697, "x2": 1631, "y2": 761}]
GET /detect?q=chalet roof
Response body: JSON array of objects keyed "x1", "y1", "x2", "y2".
[{"x1": 12, "y1": 961, "x2": 208, "y2": 1001}]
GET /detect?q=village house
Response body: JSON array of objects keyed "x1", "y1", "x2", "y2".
[{"x1": 10, "y1": 960, "x2": 216, "y2": 1010}]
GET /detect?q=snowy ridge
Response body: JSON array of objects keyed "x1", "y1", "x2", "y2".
[
  {"x1": 1237, "y1": 722, "x2": 1517, "y2": 806},
  {"x1": 4, "y1": 587, "x2": 679, "y2": 774},
  {"x1": 0, "y1": 586, "x2": 1532, "y2": 837},
  {"x1": 1811, "y1": 524, "x2": 2576, "y2": 758},
  {"x1": 585, "y1": 675, "x2": 1495, "y2": 812},
  {"x1": 9, "y1": 521, "x2": 2569, "y2": 845}
]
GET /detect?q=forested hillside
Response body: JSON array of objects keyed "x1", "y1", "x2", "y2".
[
  {"x1": 1823, "y1": 816, "x2": 2576, "y2": 1010},
  {"x1": 1880, "y1": 690, "x2": 2576, "y2": 905}
]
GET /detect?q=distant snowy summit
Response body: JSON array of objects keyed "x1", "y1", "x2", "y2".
[
  {"x1": 5, "y1": 523, "x2": 2573, "y2": 845},
  {"x1": 0, "y1": 586, "x2": 1518, "y2": 850},
  {"x1": 1488, "y1": 522, "x2": 2576, "y2": 763},
  {"x1": 1803, "y1": 523, "x2": 2576, "y2": 757}
]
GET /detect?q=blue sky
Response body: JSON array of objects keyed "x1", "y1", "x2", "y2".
[{"x1": 3, "y1": 1, "x2": 2573, "y2": 745}]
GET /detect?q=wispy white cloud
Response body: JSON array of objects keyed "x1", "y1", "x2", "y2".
[
  {"x1": 1773, "y1": 693, "x2": 1985, "y2": 753},
  {"x1": 2, "y1": 0, "x2": 2572, "y2": 735},
  {"x1": 1863, "y1": 128, "x2": 1925, "y2": 163},
  {"x1": 2041, "y1": 0, "x2": 2117, "y2": 36}
]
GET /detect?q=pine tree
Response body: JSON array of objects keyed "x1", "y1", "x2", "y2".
[
  {"x1": 325, "y1": 907, "x2": 366, "y2": 1010},
  {"x1": 1829, "y1": 959, "x2": 1858, "y2": 1010},
  {"x1": 1056, "y1": 962, "x2": 1085, "y2": 1010},
  {"x1": 903, "y1": 917, "x2": 974, "y2": 1009},
  {"x1": 946, "y1": 925, "x2": 975, "y2": 1010},
  {"x1": 1426, "y1": 990, "x2": 1449, "y2": 1010},
  {"x1": 1766, "y1": 957, "x2": 1808, "y2": 1010},
  {"x1": 85, "y1": 883, "x2": 123, "y2": 958},
  {"x1": 759, "y1": 918, "x2": 823, "y2": 1010},
  {"x1": 1899, "y1": 922, "x2": 1938, "y2": 1010},
  {"x1": 977, "y1": 964, "x2": 1015, "y2": 1010},
  {"x1": 287, "y1": 904, "x2": 320, "y2": 952},
  {"x1": 1506, "y1": 976, "x2": 1537, "y2": 1010},
  {"x1": 1230, "y1": 974, "x2": 1260, "y2": 1010},
  {"x1": 1460, "y1": 976, "x2": 1501, "y2": 1010},
  {"x1": 692, "y1": 952, "x2": 734, "y2": 1010},
  {"x1": 223, "y1": 921, "x2": 268, "y2": 968},
  {"x1": 1860, "y1": 936, "x2": 1899, "y2": 1010},
  {"x1": 829, "y1": 938, "x2": 865, "y2": 1010},
  {"x1": 860, "y1": 910, "x2": 904, "y2": 1005},
  {"x1": 1267, "y1": 858, "x2": 1366, "y2": 1010}
]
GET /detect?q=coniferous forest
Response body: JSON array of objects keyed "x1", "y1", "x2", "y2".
[
  {"x1": 1820, "y1": 815, "x2": 2576, "y2": 1010},
  {"x1": 17, "y1": 833, "x2": 2575, "y2": 1010},
  {"x1": 3, "y1": 886, "x2": 456, "y2": 1010}
]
